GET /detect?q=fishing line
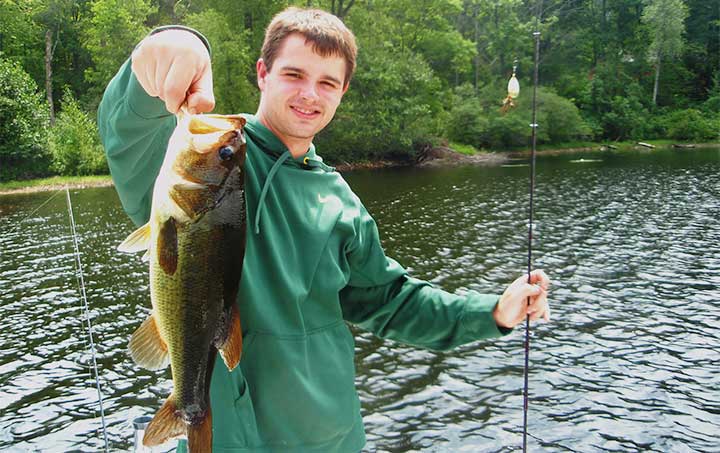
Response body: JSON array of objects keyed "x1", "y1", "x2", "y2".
[
  {"x1": 16, "y1": 188, "x2": 64, "y2": 224},
  {"x1": 523, "y1": 0, "x2": 543, "y2": 451},
  {"x1": 65, "y1": 188, "x2": 110, "y2": 452}
]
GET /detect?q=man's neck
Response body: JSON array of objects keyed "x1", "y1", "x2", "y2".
[{"x1": 256, "y1": 113, "x2": 312, "y2": 159}]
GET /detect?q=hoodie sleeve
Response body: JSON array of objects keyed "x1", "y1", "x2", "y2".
[
  {"x1": 97, "y1": 26, "x2": 210, "y2": 226},
  {"x1": 339, "y1": 204, "x2": 512, "y2": 351}
]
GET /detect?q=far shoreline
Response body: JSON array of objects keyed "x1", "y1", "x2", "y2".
[{"x1": 1, "y1": 142, "x2": 717, "y2": 196}]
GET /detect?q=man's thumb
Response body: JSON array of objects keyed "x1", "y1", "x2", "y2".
[{"x1": 187, "y1": 69, "x2": 215, "y2": 114}]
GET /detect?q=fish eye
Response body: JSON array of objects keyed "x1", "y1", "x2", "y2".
[{"x1": 218, "y1": 146, "x2": 234, "y2": 161}]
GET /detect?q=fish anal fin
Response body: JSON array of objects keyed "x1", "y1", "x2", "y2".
[
  {"x1": 158, "y1": 217, "x2": 178, "y2": 276},
  {"x1": 143, "y1": 394, "x2": 186, "y2": 447},
  {"x1": 170, "y1": 183, "x2": 217, "y2": 219},
  {"x1": 128, "y1": 314, "x2": 169, "y2": 370},
  {"x1": 188, "y1": 410, "x2": 212, "y2": 453},
  {"x1": 118, "y1": 222, "x2": 151, "y2": 253},
  {"x1": 217, "y1": 304, "x2": 243, "y2": 371}
]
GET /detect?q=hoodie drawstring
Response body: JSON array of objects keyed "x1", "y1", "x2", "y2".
[{"x1": 254, "y1": 150, "x2": 291, "y2": 234}]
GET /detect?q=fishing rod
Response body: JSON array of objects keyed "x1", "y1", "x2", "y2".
[
  {"x1": 65, "y1": 188, "x2": 109, "y2": 452},
  {"x1": 523, "y1": 0, "x2": 542, "y2": 451}
]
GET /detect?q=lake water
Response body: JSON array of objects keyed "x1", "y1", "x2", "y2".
[{"x1": 1, "y1": 146, "x2": 718, "y2": 452}]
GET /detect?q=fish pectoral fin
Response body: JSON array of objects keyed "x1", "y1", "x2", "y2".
[
  {"x1": 118, "y1": 222, "x2": 151, "y2": 253},
  {"x1": 128, "y1": 314, "x2": 170, "y2": 370},
  {"x1": 158, "y1": 217, "x2": 178, "y2": 276},
  {"x1": 143, "y1": 394, "x2": 186, "y2": 447},
  {"x1": 217, "y1": 304, "x2": 243, "y2": 371}
]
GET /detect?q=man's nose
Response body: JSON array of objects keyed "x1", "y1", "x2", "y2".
[{"x1": 299, "y1": 82, "x2": 319, "y2": 102}]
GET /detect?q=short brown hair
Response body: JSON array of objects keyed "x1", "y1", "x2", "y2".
[{"x1": 261, "y1": 7, "x2": 358, "y2": 86}]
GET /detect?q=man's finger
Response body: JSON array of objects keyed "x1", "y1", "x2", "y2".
[
  {"x1": 521, "y1": 283, "x2": 543, "y2": 302},
  {"x1": 131, "y1": 53, "x2": 158, "y2": 97},
  {"x1": 187, "y1": 65, "x2": 215, "y2": 114},
  {"x1": 163, "y1": 60, "x2": 195, "y2": 113},
  {"x1": 530, "y1": 269, "x2": 551, "y2": 290}
]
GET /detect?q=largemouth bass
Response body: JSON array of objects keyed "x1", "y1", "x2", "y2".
[{"x1": 118, "y1": 112, "x2": 247, "y2": 451}]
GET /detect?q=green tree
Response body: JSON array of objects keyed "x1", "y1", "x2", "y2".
[
  {"x1": 184, "y1": 9, "x2": 258, "y2": 114},
  {"x1": 0, "y1": 0, "x2": 45, "y2": 83},
  {"x1": 346, "y1": 0, "x2": 476, "y2": 88},
  {"x1": 33, "y1": 0, "x2": 77, "y2": 124},
  {"x1": 82, "y1": 0, "x2": 154, "y2": 104},
  {"x1": 49, "y1": 87, "x2": 108, "y2": 175},
  {"x1": 642, "y1": 0, "x2": 688, "y2": 105},
  {"x1": 0, "y1": 58, "x2": 51, "y2": 181},
  {"x1": 316, "y1": 44, "x2": 443, "y2": 162}
]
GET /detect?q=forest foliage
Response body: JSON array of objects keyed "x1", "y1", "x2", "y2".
[{"x1": 0, "y1": 0, "x2": 718, "y2": 180}]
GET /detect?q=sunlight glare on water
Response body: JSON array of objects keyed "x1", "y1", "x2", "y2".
[{"x1": 0, "y1": 147, "x2": 718, "y2": 452}]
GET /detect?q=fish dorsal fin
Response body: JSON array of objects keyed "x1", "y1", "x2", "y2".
[
  {"x1": 128, "y1": 314, "x2": 170, "y2": 370},
  {"x1": 143, "y1": 394, "x2": 187, "y2": 446},
  {"x1": 118, "y1": 222, "x2": 151, "y2": 253},
  {"x1": 216, "y1": 304, "x2": 243, "y2": 371}
]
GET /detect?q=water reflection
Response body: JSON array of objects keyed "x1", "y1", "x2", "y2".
[{"x1": 1, "y1": 148, "x2": 718, "y2": 451}]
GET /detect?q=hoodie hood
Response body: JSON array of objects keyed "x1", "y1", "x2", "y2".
[{"x1": 242, "y1": 114, "x2": 335, "y2": 234}]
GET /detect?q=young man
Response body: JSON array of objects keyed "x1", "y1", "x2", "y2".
[{"x1": 98, "y1": 7, "x2": 550, "y2": 452}]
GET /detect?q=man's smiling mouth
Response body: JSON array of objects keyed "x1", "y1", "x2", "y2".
[{"x1": 291, "y1": 105, "x2": 320, "y2": 116}]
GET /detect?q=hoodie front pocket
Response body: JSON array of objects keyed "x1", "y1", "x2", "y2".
[
  {"x1": 210, "y1": 333, "x2": 261, "y2": 449},
  {"x1": 239, "y1": 322, "x2": 360, "y2": 448}
]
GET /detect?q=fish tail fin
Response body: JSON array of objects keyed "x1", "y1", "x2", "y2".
[
  {"x1": 143, "y1": 394, "x2": 186, "y2": 446},
  {"x1": 187, "y1": 409, "x2": 212, "y2": 453},
  {"x1": 218, "y1": 304, "x2": 243, "y2": 371}
]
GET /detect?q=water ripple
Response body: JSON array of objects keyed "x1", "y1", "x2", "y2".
[{"x1": 1, "y1": 150, "x2": 719, "y2": 451}]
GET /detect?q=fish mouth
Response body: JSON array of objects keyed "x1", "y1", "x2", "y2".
[
  {"x1": 217, "y1": 129, "x2": 246, "y2": 161},
  {"x1": 226, "y1": 129, "x2": 246, "y2": 149}
]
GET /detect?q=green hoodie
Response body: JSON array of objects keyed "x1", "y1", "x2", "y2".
[{"x1": 98, "y1": 49, "x2": 510, "y2": 453}]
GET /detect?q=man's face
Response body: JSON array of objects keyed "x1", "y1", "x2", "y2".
[{"x1": 256, "y1": 33, "x2": 348, "y2": 152}]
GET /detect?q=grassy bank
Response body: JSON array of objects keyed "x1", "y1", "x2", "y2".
[
  {"x1": 0, "y1": 175, "x2": 113, "y2": 195},
  {"x1": 473, "y1": 139, "x2": 718, "y2": 154},
  {"x1": 2, "y1": 139, "x2": 717, "y2": 194}
]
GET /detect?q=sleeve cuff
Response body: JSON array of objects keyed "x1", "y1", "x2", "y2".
[
  {"x1": 460, "y1": 293, "x2": 513, "y2": 339},
  {"x1": 148, "y1": 25, "x2": 211, "y2": 55},
  {"x1": 125, "y1": 59, "x2": 172, "y2": 120}
]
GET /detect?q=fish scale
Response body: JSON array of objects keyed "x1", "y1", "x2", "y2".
[{"x1": 151, "y1": 221, "x2": 223, "y2": 423}]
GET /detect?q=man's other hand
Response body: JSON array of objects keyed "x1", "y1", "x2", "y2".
[
  {"x1": 131, "y1": 29, "x2": 215, "y2": 114},
  {"x1": 493, "y1": 269, "x2": 551, "y2": 329}
]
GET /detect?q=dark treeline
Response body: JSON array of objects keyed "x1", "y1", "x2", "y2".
[{"x1": 1, "y1": 0, "x2": 718, "y2": 181}]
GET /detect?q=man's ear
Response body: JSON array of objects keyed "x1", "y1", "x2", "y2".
[
  {"x1": 341, "y1": 81, "x2": 350, "y2": 96},
  {"x1": 256, "y1": 58, "x2": 268, "y2": 91}
]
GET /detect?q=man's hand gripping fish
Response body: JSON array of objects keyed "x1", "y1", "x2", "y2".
[{"x1": 118, "y1": 111, "x2": 247, "y2": 452}]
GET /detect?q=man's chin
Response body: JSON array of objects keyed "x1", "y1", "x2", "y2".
[{"x1": 287, "y1": 124, "x2": 324, "y2": 141}]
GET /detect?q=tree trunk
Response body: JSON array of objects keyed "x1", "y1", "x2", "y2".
[
  {"x1": 653, "y1": 56, "x2": 661, "y2": 105},
  {"x1": 474, "y1": 8, "x2": 479, "y2": 93},
  {"x1": 45, "y1": 29, "x2": 55, "y2": 125}
]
